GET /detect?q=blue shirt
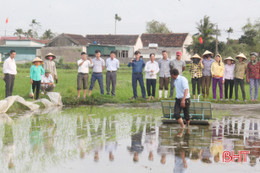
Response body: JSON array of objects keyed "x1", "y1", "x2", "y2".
[
  {"x1": 30, "y1": 65, "x2": 45, "y2": 81},
  {"x1": 174, "y1": 75, "x2": 190, "y2": 99},
  {"x1": 202, "y1": 58, "x2": 214, "y2": 76},
  {"x1": 128, "y1": 59, "x2": 145, "y2": 73}
]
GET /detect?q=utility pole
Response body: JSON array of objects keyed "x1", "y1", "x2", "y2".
[
  {"x1": 114, "y1": 14, "x2": 121, "y2": 35},
  {"x1": 215, "y1": 24, "x2": 219, "y2": 55}
]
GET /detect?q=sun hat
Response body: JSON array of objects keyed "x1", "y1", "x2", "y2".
[
  {"x1": 224, "y1": 57, "x2": 235, "y2": 64},
  {"x1": 32, "y1": 57, "x2": 43, "y2": 63},
  {"x1": 235, "y1": 53, "x2": 247, "y2": 60},
  {"x1": 45, "y1": 69, "x2": 51, "y2": 73},
  {"x1": 202, "y1": 50, "x2": 214, "y2": 57},
  {"x1": 191, "y1": 54, "x2": 201, "y2": 59},
  {"x1": 45, "y1": 53, "x2": 56, "y2": 59},
  {"x1": 250, "y1": 52, "x2": 258, "y2": 57}
]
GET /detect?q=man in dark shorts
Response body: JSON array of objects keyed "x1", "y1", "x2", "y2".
[{"x1": 170, "y1": 69, "x2": 191, "y2": 128}]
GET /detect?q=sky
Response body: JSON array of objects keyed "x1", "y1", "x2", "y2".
[{"x1": 0, "y1": 0, "x2": 259, "y2": 41}]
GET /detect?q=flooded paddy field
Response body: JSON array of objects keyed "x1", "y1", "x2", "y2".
[{"x1": 0, "y1": 106, "x2": 260, "y2": 173}]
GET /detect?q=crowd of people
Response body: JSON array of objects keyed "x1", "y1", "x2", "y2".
[{"x1": 2, "y1": 49, "x2": 260, "y2": 103}]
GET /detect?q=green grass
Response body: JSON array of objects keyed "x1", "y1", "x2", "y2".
[{"x1": 0, "y1": 64, "x2": 258, "y2": 105}]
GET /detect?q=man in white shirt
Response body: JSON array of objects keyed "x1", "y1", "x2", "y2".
[
  {"x1": 77, "y1": 52, "x2": 93, "y2": 98},
  {"x1": 144, "y1": 53, "x2": 159, "y2": 100},
  {"x1": 41, "y1": 70, "x2": 55, "y2": 93},
  {"x1": 3, "y1": 50, "x2": 17, "y2": 98},
  {"x1": 89, "y1": 50, "x2": 105, "y2": 96},
  {"x1": 106, "y1": 51, "x2": 120, "y2": 96}
]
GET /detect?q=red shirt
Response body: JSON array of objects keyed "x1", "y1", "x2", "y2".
[{"x1": 246, "y1": 61, "x2": 260, "y2": 80}]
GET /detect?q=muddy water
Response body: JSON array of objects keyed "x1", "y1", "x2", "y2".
[{"x1": 0, "y1": 106, "x2": 260, "y2": 173}]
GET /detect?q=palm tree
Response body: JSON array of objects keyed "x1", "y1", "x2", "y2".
[
  {"x1": 226, "y1": 27, "x2": 233, "y2": 40},
  {"x1": 24, "y1": 29, "x2": 33, "y2": 38},
  {"x1": 41, "y1": 29, "x2": 55, "y2": 40},
  {"x1": 114, "y1": 14, "x2": 122, "y2": 35},
  {"x1": 14, "y1": 29, "x2": 24, "y2": 39},
  {"x1": 29, "y1": 19, "x2": 41, "y2": 38},
  {"x1": 196, "y1": 16, "x2": 216, "y2": 43}
]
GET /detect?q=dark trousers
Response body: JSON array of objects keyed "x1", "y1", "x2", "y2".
[
  {"x1": 224, "y1": 79, "x2": 234, "y2": 99},
  {"x1": 89, "y1": 73, "x2": 104, "y2": 94},
  {"x1": 32, "y1": 80, "x2": 41, "y2": 100},
  {"x1": 146, "y1": 79, "x2": 156, "y2": 97},
  {"x1": 106, "y1": 71, "x2": 117, "y2": 96},
  {"x1": 169, "y1": 78, "x2": 175, "y2": 98},
  {"x1": 201, "y1": 76, "x2": 212, "y2": 96},
  {"x1": 77, "y1": 73, "x2": 88, "y2": 90},
  {"x1": 132, "y1": 73, "x2": 146, "y2": 98},
  {"x1": 174, "y1": 98, "x2": 190, "y2": 121},
  {"x1": 191, "y1": 77, "x2": 201, "y2": 96},
  {"x1": 4, "y1": 74, "x2": 15, "y2": 98},
  {"x1": 234, "y1": 78, "x2": 246, "y2": 100},
  {"x1": 159, "y1": 77, "x2": 170, "y2": 90}
]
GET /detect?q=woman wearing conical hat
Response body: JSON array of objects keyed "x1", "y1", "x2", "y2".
[
  {"x1": 189, "y1": 54, "x2": 204, "y2": 99},
  {"x1": 44, "y1": 53, "x2": 57, "y2": 82},
  {"x1": 211, "y1": 54, "x2": 225, "y2": 100},
  {"x1": 201, "y1": 50, "x2": 215, "y2": 99},
  {"x1": 30, "y1": 57, "x2": 45, "y2": 100},
  {"x1": 234, "y1": 53, "x2": 247, "y2": 102},
  {"x1": 246, "y1": 52, "x2": 260, "y2": 101},
  {"x1": 223, "y1": 57, "x2": 235, "y2": 100}
]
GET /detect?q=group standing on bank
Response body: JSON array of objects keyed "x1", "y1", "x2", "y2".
[{"x1": 2, "y1": 49, "x2": 260, "y2": 102}]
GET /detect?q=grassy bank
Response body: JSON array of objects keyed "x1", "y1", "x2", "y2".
[{"x1": 0, "y1": 64, "x2": 259, "y2": 105}]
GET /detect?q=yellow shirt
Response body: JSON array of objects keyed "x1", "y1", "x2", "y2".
[{"x1": 211, "y1": 61, "x2": 224, "y2": 77}]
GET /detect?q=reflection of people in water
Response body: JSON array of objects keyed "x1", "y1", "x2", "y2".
[
  {"x1": 127, "y1": 131, "x2": 144, "y2": 163},
  {"x1": 173, "y1": 128, "x2": 190, "y2": 173},
  {"x1": 77, "y1": 116, "x2": 89, "y2": 159},
  {"x1": 210, "y1": 122, "x2": 224, "y2": 163},
  {"x1": 29, "y1": 116, "x2": 43, "y2": 153},
  {"x1": 43, "y1": 118, "x2": 57, "y2": 154},
  {"x1": 145, "y1": 132, "x2": 158, "y2": 161},
  {"x1": 105, "y1": 141, "x2": 118, "y2": 161},
  {"x1": 200, "y1": 147, "x2": 212, "y2": 164},
  {"x1": 3, "y1": 123, "x2": 15, "y2": 169}
]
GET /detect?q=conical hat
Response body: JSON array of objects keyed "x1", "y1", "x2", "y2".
[
  {"x1": 32, "y1": 57, "x2": 43, "y2": 63},
  {"x1": 45, "y1": 52, "x2": 56, "y2": 59},
  {"x1": 202, "y1": 50, "x2": 214, "y2": 57},
  {"x1": 224, "y1": 56, "x2": 235, "y2": 63},
  {"x1": 191, "y1": 54, "x2": 201, "y2": 59},
  {"x1": 235, "y1": 53, "x2": 247, "y2": 60}
]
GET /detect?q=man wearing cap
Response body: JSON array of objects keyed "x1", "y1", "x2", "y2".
[
  {"x1": 128, "y1": 51, "x2": 146, "y2": 99},
  {"x1": 41, "y1": 70, "x2": 55, "y2": 94},
  {"x1": 89, "y1": 50, "x2": 105, "y2": 96},
  {"x1": 170, "y1": 68, "x2": 191, "y2": 128},
  {"x1": 169, "y1": 51, "x2": 186, "y2": 98},
  {"x1": 246, "y1": 52, "x2": 260, "y2": 101},
  {"x1": 158, "y1": 50, "x2": 171, "y2": 98},
  {"x1": 106, "y1": 51, "x2": 120, "y2": 96},
  {"x1": 77, "y1": 52, "x2": 93, "y2": 98},
  {"x1": 234, "y1": 53, "x2": 248, "y2": 101},
  {"x1": 44, "y1": 53, "x2": 57, "y2": 82},
  {"x1": 3, "y1": 50, "x2": 17, "y2": 98},
  {"x1": 201, "y1": 50, "x2": 215, "y2": 99}
]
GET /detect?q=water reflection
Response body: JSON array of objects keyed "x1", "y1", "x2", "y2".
[{"x1": 0, "y1": 108, "x2": 260, "y2": 172}]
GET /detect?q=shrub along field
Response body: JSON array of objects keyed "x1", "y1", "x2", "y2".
[{"x1": 0, "y1": 63, "x2": 258, "y2": 105}]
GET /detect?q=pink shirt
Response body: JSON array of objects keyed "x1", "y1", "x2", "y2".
[{"x1": 223, "y1": 64, "x2": 235, "y2": 80}]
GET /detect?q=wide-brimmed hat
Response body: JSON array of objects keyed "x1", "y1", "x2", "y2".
[
  {"x1": 45, "y1": 53, "x2": 56, "y2": 59},
  {"x1": 45, "y1": 69, "x2": 50, "y2": 73},
  {"x1": 224, "y1": 57, "x2": 235, "y2": 64},
  {"x1": 235, "y1": 53, "x2": 247, "y2": 60},
  {"x1": 250, "y1": 52, "x2": 258, "y2": 57},
  {"x1": 32, "y1": 57, "x2": 43, "y2": 63},
  {"x1": 202, "y1": 50, "x2": 214, "y2": 57},
  {"x1": 191, "y1": 54, "x2": 201, "y2": 59}
]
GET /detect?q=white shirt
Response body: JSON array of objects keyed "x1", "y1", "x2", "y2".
[
  {"x1": 106, "y1": 57, "x2": 120, "y2": 71},
  {"x1": 41, "y1": 74, "x2": 54, "y2": 87},
  {"x1": 3, "y1": 57, "x2": 17, "y2": 75},
  {"x1": 144, "y1": 61, "x2": 159, "y2": 79},
  {"x1": 77, "y1": 59, "x2": 93, "y2": 73},
  {"x1": 92, "y1": 57, "x2": 105, "y2": 73},
  {"x1": 174, "y1": 75, "x2": 191, "y2": 99},
  {"x1": 223, "y1": 64, "x2": 235, "y2": 80}
]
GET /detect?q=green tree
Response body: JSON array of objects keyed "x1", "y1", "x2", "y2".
[
  {"x1": 146, "y1": 20, "x2": 172, "y2": 34},
  {"x1": 24, "y1": 29, "x2": 33, "y2": 38},
  {"x1": 29, "y1": 19, "x2": 41, "y2": 38},
  {"x1": 41, "y1": 29, "x2": 55, "y2": 40},
  {"x1": 14, "y1": 29, "x2": 24, "y2": 39},
  {"x1": 186, "y1": 16, "x2": 219, "y2": 55},
  {"x1": 114, "y1": 14, "x2": 122, "y2": 35},
  {"x1": 226, "y1": 27, "x2": 233, "y2": 40}
]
